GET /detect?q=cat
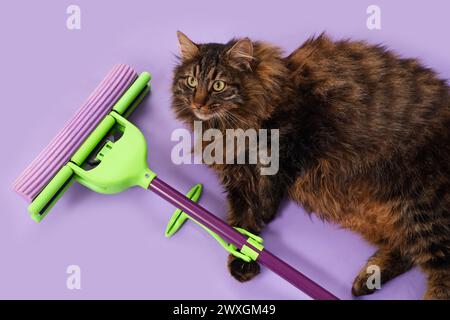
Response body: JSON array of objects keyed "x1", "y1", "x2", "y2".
[{"x1": 171, "y1": 31, "x2": 450, "y2": 299}]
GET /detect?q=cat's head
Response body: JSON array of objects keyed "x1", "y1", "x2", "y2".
[{"x1": 172, "y1": 31, "x2": 286, "y2": 130}]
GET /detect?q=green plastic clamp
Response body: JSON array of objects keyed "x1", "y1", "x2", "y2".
[
  {"x1": 67, "y1": 111, "x2": 157, "y2": 194},
  {"x1": 165, "y1": 184, "x2": 264, "y2": 263}
]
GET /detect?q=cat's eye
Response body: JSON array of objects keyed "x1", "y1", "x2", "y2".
[
  {"x1": 212, "y1": 80, "x2": 226, "y2": 92},
  {"x1": 186, "y1": 76, "x2": 197, "y2": 88}
]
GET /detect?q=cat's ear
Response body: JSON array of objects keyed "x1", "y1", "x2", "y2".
[
  {"x1": 226, "y1": 38, "x2": 254, "y2": 70},
  {"x1": 177, "y1": 31, "x2": 199, "y2": 60}
]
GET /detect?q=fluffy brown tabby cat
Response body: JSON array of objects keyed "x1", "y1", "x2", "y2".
[{"x1": 171, "y1": 31, "x2": 450, "y2": 299}]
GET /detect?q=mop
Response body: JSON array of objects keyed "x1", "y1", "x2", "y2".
[{"x1": 13, "y1": 64, "x2": 338, "y2": 300}]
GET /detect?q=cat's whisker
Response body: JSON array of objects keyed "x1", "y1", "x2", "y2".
[{"x1": 223, "y1": 95, "x2": 237, "y2": 101}]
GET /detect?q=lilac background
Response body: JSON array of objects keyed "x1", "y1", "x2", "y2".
[{"x1": 0, "y1": 0, "x2": 448, "y2": 300}]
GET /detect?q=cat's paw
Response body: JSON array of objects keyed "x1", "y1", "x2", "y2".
[
  {"x1": 351, "y1": 272, "x2": 378, "y2": 297},
  {"x1": 227, "y1": 255, "x2": 260, "y2": 282},
  {"x1": 424, "y1": 285, "x2": 450, "y2": 300}
]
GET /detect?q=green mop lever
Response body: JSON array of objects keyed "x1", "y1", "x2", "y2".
[{"x1": 165, "y1": 184, "x2": 264, "y2": 263}]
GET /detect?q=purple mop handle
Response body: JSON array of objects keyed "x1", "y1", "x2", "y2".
[{"x1": 148, "y1": 177, "x2": 339, "y2": 300}]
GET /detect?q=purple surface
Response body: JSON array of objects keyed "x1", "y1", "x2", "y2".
[{"x1": 1, "y1": 0, "x2": 448, "y2": 299}]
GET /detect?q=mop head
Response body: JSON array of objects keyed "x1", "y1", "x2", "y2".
[{"x1": 13, "y1": 64, "x2": 151, "y2": 220}]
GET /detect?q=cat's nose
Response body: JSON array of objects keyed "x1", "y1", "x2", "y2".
[
  {"x1": 193, "y1": 90, "x2": 207, "y2": 108},
  {"x1": 192, "y1": 102, "x2": 204, "y2": 110}
]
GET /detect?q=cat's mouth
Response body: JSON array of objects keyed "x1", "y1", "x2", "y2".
[{"x1": 193, "y1": 109, "x2": 216, "y2": 121}]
